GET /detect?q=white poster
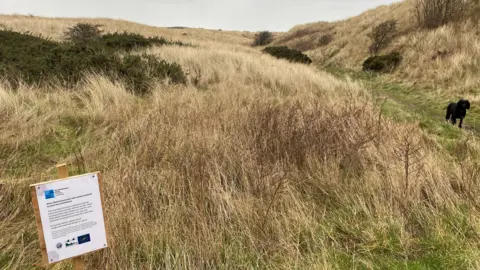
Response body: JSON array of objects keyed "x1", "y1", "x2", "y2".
[{"x1": 33, "y1": 173, "x2": 108, "y2": 263}]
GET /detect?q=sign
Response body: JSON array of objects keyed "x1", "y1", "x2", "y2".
[{"x1": 30, "y1": 172, "x2": 108, "y2": 264}]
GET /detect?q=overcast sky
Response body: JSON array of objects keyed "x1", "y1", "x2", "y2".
[{"x1": 1, "y1": 0, "x2": 401, "y2": 32}]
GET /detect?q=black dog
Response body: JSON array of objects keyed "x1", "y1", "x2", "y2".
[{"x1": 445, "y1": 99, "x2": 471, "y2": 128}]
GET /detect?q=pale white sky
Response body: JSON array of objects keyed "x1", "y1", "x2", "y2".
[{"x1": 0, "y1": 0, "x2": 401, "y2": 32}]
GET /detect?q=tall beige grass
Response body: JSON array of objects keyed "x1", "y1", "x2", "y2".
[
  {"x1": 0, "y1": 14, "x2": 256, "y2": 49},
  {"x1": 1, "y1": 13, "x2": 480, "y2": 269},
  {"x1": 276, "y1": 0, "x2": 480, "y2": 95}
]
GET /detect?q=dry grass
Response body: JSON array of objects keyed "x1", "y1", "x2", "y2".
[
  {"x1": 0, "y1": 14, "x2": 256, "y2": 49},
  {"x1": 1, "y1": 13, "x2": 480, "y2": 270},
  {"x1": 276, "y1": 0, "x2": 480, "y2": 95}
]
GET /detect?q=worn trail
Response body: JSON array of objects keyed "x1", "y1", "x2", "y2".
[{"x1": 323, "y1": 67, "x2": 480, "y2": 137}]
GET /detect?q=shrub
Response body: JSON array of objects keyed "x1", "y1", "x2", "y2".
[
  {"x1": 0, "y1": 30, "x2": 186, "y2": 94},
  {"x1": 362, "y1": 52, "x2": 402, "y2": 72},
  {"x1": 319, "y1": 34, "x2": 333, "y2": 46},
  {"x1": 48, "y1": 44, "x2": 121, "y2": 85},
  {"x1": 64, "y1": 25, "x2": 195, "y2": 51},
  {"x1": 64, "y1": 23, "x2": 103, "y2": 43},
  {"x1": 97, "y1": 32, "x2": 166, "y2": 51},
  {"x1": 413, "y1": 0, "x2": 470, "y2": 29},
  {"x1": 95, "y1": 31, "x2": 194, "y2": 52},
  {"x1": 0, "y1": 30, "x2": 68, "y2": 86},
  {"x1": 262, "y1": 46, "x2": 313, "y2": 64},
  {"x1": 118, "y1": 54, "x2": 187, "y2": 95},
  {"x1": 253, "y1": 31, "x2": 273, "y2": 46},
  {"x1": 367, "y1": 20, "x2": 397, "y2": 55}
]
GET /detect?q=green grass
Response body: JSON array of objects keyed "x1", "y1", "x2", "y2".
[
  {"x1": 322, "y1": 206, "x2": 478, "y2": 270},
  {"x1": 324, "y1": 65, "x2": 478, "y2": 143},
  {"x1": 0, "y1": 253, "x2": 11, "y2": 269},
  {"x1": 0, "y1": 115, "x2": 89, "y2": 178}
]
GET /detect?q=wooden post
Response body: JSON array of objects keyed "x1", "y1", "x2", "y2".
[
  {"x1": 56, "y1": 163, "x2": 69, "y2": 179},
  {"x1": 72, "y1": 257, "x2": 83, "y2": 270},
  {"x1": 56, "y1": 164, "x2": 83, "y2": 270},
  {"x1": 30, "y1": 185, "x2": 48, "y2": 264}
]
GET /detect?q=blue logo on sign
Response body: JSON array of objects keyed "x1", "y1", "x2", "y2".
[
  {"x1": 77, "y1": 234, "x2": 91, "y2": 245},
  {"x1": 44, "y1": 190, "x2": 55, "y2": 199}
]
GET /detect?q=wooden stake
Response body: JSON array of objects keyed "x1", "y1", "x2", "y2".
[
  {"x1": 56, "y1": 163, "x2": 69, "y2": 179},
  {"x1": 30, "y1": 186, "x2": 48, "y2": 264},
  {"x1": 72, "y1": 257, "x2": 83, "y2": 270},
  {"x1": 56, "y1": 164, "x2": 84, "y2": 270}
]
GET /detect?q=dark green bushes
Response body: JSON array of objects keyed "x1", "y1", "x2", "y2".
[
  {"x1": 117, "y1": 54, "x2": 186, "y2": 95},
  {"x1": 64, "y1": 23, "x2": 103, "y2": 43},
  {"x1": 98, "y1": 32, "x2": 163, "y2": 51},
  {"x1": 362, "y1": 52, "x2": 402, "y2": 72},
  {"x1": 253, "y1": 31, "x2": 273, "y2": 46},
  {"x1": 0, "y1": 30, "x2": 187, "y2": 95},
  {"x1": 63, "y1": 23, "x2": 194, "y2": 51},
  {"x1": 262, "y1": 46, "x2": 312, "y2": 64},
  {"x1": 96, "y1": 31, "x2": 193, "y2": 52}
]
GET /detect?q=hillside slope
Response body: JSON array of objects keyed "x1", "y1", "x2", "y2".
[
  {"x1": 0, "y1": 15, "x2": 256, "y2": 48},
  {"x1": 1, "y1": 14, "x2": 480, "y2": 270},
  {"x1": 276, "y1": 0, "x2": 480, "y2": 96}
]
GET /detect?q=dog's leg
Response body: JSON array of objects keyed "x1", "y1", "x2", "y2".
[{"x1": 459, "y1": 118, "x2": 463, "y2": 128}]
